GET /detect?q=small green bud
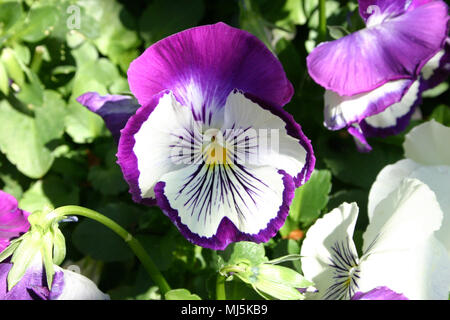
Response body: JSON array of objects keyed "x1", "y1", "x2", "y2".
[{"x1": 0, "y1": 48, "x2": 25, "y2": 87}]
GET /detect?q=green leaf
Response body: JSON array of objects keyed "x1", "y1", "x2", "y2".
[
  {"x1": 165, "y1": 288, "x2": 202, "y2": 300},
  {"x1": 0, "y1": 60, "x2": 9, "y2": 95},
  {"x1": 139, "y1": 0, "x2": 204, "y2": 47},
  {"x1": 226, "y1": 241, "x2": 267, "y2": 266},
  {"x1": 429, "y1": 105, "x2": 450, "y2": 126},
  {"x1": 327, "y1": 25, "x2": 348, "y2": 39},
  {"x1": 65, "y1": 42, "x2": 121, "y2": 143},
  {"x1": 78, "y1": 0, "x2": 141, "y2": 72},
  {"x1": 289, "y1": 169, "x2": 332, "y2": 224},
  {"x1": 19, "y1": 5, "x2": 60, "y2": 42},
  {"x1": 422, "y1": 82, "x2": 449, "y2": 98},
  {"x1": 87, "y1": 149, "x2": 128, "y2": 196},
  {"x1": 239, "y1": 0, "x2": 273, "y2": 51},
  {"x1": 72, "y1": 203, "x2": 141, "y2": 262},
  {"x1": 257, "y1": 264, "x2": 313, "y2": 289},
  {"x1": 321, "y1": 137, "x2": 402, "y2": 189},
  {"x1": 0, "y1": 91, "x2": 66, "y2": 178},
  {"x1": 0, "y1": 1, "x2": 23, "y2": 33},
  {"x1": 19, "y1": 175, "x2": 79, "y2": 213}
]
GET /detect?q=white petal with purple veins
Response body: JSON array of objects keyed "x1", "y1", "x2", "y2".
[
  {"x1": 133, "y1": 92, "x2": 196, "y2": 200},
  {"x1": 300, "y1": 202, "x2": 360, "y2": 300}
]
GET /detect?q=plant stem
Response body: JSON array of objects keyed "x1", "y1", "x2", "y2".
[
  {"x1": 216, "y1": 274, "x2": 226, "y2": 300},
  {"x1": 318, "y1": 0, "x2": 327, "y2": 42},
  {"x1": 53, "y1": 205, "x2": 171, "y2": 295}
]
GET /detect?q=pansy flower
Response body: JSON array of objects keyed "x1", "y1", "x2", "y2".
[
  {"x1": 0, "y1": 190, "x2": 109, "y2": 300},
  {"x1": 0, "y1": 255, "x2": 109, "y2": 300},
  {"x1": 307, "y1": 0, "x2": 449, "y2": 151},
  {"x1": 78, "y1": 23, "x2": 315, "y2": 250},
  {"x1": 300, "y1": 179, "x2": 450, "y2": 300}
]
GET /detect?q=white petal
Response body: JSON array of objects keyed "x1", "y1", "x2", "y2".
[
  {"x1": 159, "y1": 163, "x2": 286, "y2": 237},
  {"x1": 364, "y1": 178, "x2": 443, "y2": 253},
  {"x1": 55, "y1": 267, "x2": 110, "y2": 300},
  {"x1": 358, "y1": 236, "x2": 450, "y2": 300},
  {"x1": 360, "y1": 178, "x2": 446, "y2": 299},
  {"x1": 368, "y1": 159, "x2": 421, "y2": 220},
  {"x1": 134, "y1": 92, "x2": 199, "y2": 199},
  {"x1": 421, "y1": 48, "x2": 446, "y2": 80},
  {"x1": 408, "y1": 166, "x2": 450, "y2": 255},
  {"x1": 300, "y1": 202, "x2": 359, "y2": 300},
  {"x1": 403, "y1": 120, "x2": 450, "y2": 166},
  {"x1": 220, "y1": 91, "x2": 309, "y2": 182}
]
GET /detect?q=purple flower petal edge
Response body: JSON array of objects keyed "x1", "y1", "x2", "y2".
[
  {"x1": 0, "y1": 262, "x2": 64, "y2": 300},
  {"x1": 116, "y1": 91, "x2": 171, "y2": 205},
  {"x1": 352, "y1": 286, "x2": 409, "y2": 300},
  {"x1": 0, "y1": 191, "x2": 30, "y2": 253},
  {"x1": 76, "y1": 92, "x2": 140, "y2": 142},
  {"x1": 127, "y1": 22, "x2": 293, "y2": 111},
  {"x1": 154, "y1": 170, "x2": 295, "y2": 250}
]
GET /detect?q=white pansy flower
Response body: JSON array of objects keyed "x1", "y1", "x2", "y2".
[{"x1": 301, "y1": 178, "x2": 450, "y2": 300}]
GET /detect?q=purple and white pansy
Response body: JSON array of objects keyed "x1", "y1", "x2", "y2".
[
  {"x1": 0, "y1": 256, "x2": 109, "y2": 300},
  {"x1": 307, "y1": 0, "x2": 449, "y2": 151},
  {"x1": 78, "y1": 23, "x2": 315, "y2": 250},
  {"x1": 0, "y1": 191, "x2": 109, "y2": 300}
]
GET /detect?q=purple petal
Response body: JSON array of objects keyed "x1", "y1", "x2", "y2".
[
  {"x1": 0, "y1": 191, "x2": 30, "y2": 253},
  {"x1": 308, "y1": 0, "x2": 449, "y2": 96},
  {"x1": 0, "y1": 262, "x2": 64, "y2": 300},
  {"x1": 76, "y1": 92, "x2": 140, "y2": 142},
  {"x1": 127, "y1": 22, "x2": 293, "y2": 114},
  {"x1": 352, "y1": 286, "x2": 409, "y2": 300},
  {"x1": 358, "y1": 0, "x2": 433, "y2": 22},
  {"x1": 348, "y1": 125, "x2": 373, "y2": 153}
]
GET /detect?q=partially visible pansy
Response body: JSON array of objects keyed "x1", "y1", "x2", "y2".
[
  {"x1": 76, "y1": 92, "x2": 140, "y2": 142},
  {"x1": 78, "y1": 23, "x2": 315, "y2": 250},
  {"x1": 369, "y1": 120, "x2": 450, "y2": 255},
  {"x1": 300, "y1": 179, "x2": 450, "y2": 300},
  {"x1": 0, "y1": 191, "x2": 30, "y2": 253},
  {"x1": 0, "y1": 255, "x2": 109, "y2": 300},
  {"x1": 307, "y1": 0, "x2": 449, "y2": 152},
  {"x1": 351, "y1": 286, "x2": 408, "y2": 300},
  {"x1": 0, "y1": 191, "x2": 109, "y2": 300}
]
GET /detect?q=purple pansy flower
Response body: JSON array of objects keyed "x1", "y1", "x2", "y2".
[
  {"x1": 307, "y1": 0, "x2": 449, "y2": 151},
  {"x1": 78, "y1": 22, "x2": 315, "y2": 250},
  {"x1": 352, "y1": 286, "x2": 408, "y2": 300},
  {"x1": 0, "y1": 191, "x2": 30, "y2": 253},
  {"x1": 0, "y1": 191, "x2": 109, "y2": 300},
  {"x1": 0, "y1": 257, "x2": 109, "y2": 300}
]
